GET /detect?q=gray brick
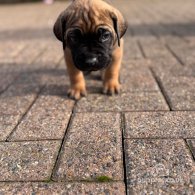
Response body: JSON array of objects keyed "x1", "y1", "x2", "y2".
[
  {"x1": 125, "y1": 139, "x2": 195, "y2": 194},
  {"x1": 0, "y1": 114, "x2": 21, "y2": 141},
  {"x1": 123, "y1": 37, "x2": 143, "y2": 60},
  {"x1": 160, "y1": 76, "x2": 195, "y2": 110},
  {"x1": 121, "y1": 67, "x2": 159, "y2": 92},
  {"x1": 187, "y1": 139, "x2": 195, "y2": 160},
  {"x1": 0, "y1": 182, "x2": 125, "y2": 195},
  {"x1": 9, "y1": 95, "x2": 73, "y2": 141},
  {"x1": 76, "y1": 92, "x2": 169, "y2": 112},
  {"x1": 53, "y1": 113, "x2": 123, "y2": 181},
  {"x1": 0, "y1": 141, "x2": 61, "y2": 181},
  {"x1": 139, "y1": 39, "x2": 173, "y2": 59},
  {"x1": 124, "y1": 111, "x2": 195, "y2": 138}
]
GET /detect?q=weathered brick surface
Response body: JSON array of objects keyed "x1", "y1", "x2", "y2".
[
  {"x1": 0, "y1": 182, "x2": 125, "y2": 195},
  {"x1": 123, "y1": 36, "x2": 143, "y2": 60},
  {"x1": 0, "y1": 41, "x2": 26, "y2": 63},
  {"x1": 125, "y1": 139, "x2": 195, "y2": 194},
  {"x1": 53, "y1": 113, "x2": 123, "y2": 181},
  {"x1": 152, "y1": 62, "x2": 195, "y2": 77},
  {"x1": 0, "y1": 114, "x2": 21, "y2": 141},
  {"x1": 0, "y1": 82, "x2": 39, "y2": 141},
  {"x1": 76, "y1": 92, "x2": 169, "y2": 112},
  {"x1": 187, "y1": 139, "x2": 195, "y2": 160},
  {"x1": 139, "y1": 39, "x2": 173, "y2": 59},
  {"x1": 124, "y1": 112, "x2": 195, "y2": 138},
  {"x1": 0, "y1": 141, "x2": 61, "y2": 181},
  {"x1": 159, "y1": 76, "x2": 195, "y2": 110},
  {"x1": 121, "y1": 66, "x2": 159, "y2": 92},
  {"x1": 8, "y1": 95, "x2": 73, "y2": 141},
  {"x1": 0, "y1": 54, "x2": 67, "y2": 141},
  {"x1": 168, "y1": 42, "x2": 195, "y2": 66}
]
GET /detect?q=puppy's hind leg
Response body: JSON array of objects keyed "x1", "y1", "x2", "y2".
[{"x1": 64, "y1": 49, "x2": 87, "y2": 100}]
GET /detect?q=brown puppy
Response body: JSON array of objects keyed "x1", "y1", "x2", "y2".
[{"x1": 53, "y1": 0, "x2": 127, "y2": 100}]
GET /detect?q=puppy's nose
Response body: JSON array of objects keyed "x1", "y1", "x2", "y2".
[{"x1": 85, "y1": 57, "x2": 98, "y2": 65}]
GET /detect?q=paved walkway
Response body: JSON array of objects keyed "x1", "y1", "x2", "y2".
[{"x1": 0, "y1": 0, "x2": 195, "y2": 194}]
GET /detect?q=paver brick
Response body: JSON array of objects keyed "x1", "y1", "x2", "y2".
[
  {"x1": 159, "y1": 76, "x2": 195, "y2": 110},
  {"x1": 53, "y1": 113, "x2": 123, "y2": 181},
  {"x1": 0, "y1": 141, "x2": 61, "y2": 181},
  {"x1": 0, "y1": 41, "x2": 25, "y2": 63},
  {"x1": 168, "y1": 42, "x2": 195, "y2": 66},
  {"x1": 139, "y1": 39, "x2": 173, "y2": 59},
  {"x1": 0, "y1": 182, "x2": 125, "y2": 195},
  {"x1": 0, "y1": 59, "x2": 69, "y2": 141},
  {"x1": 187, "y1": 139, "x2": 195, "y2": 160},
  {"x1": 123, "y1": 36, "x2": 143, "y2": 60},
  {"x1": 9, "y1": 95, "x2": 73, "y2": 141},
  {"x1": 29, "y1": 42, "x2": 63, "y2": 70},
  {"x1": 152, "y1": 63, "x2": 195, "y2": 77},
  {"x1": 125, "y1": 139, "x2": 195, "y2": 194},
  {"x1": 121, "y1": 67, "x2": 159, "y2": 92},
  {"x1": 76, "y1": 92, "x2": 169, "y2": 112},
  {"x1": 0, "y1": 114, "x2": 21, "y2": 141},
  {"x1": 124, "y1": 111, "x2": 195, "y2": 138},
  {"x1": 14, "y1": 42, "x2": 46, "y2": 66},
  {"x1": 0, "y1": 70, "x2": 18, "y2": 94},
  {"x1": 0, "y1": 82, "x2": 39, "y2": 141}
]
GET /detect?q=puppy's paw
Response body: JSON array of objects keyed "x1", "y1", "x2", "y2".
[
  {"x1": 103, "y1": 79, "x2": 121, "y2": 95},
  {"x1": 67, "y1": 86, "x2": 87, "y2": 100}
]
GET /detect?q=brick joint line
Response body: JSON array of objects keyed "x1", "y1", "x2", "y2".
[
  {"x1": 5, "y1": 88, "x2": 43, "y2": 141},
  {"x1": 120, "y1": 112, "x2": 128, "y2": 195},
  {"x1": 136, "y1": 40, "x2": 146, "y2": 59},
  {"x1": 4, "y1": 52, "x2": 63, "y2": 141},
  {"x1": 0, "y1": 45, "x2": 46, "y2": 96},
  {"x1": 150, "y1": 68, "x2": 172, "y2": 111},
  {"x1": 165, "y1": 44, "x2": 185, "y2": 66},
  {"x1": 184, "y1": 139, "x2": 195, "y2": 162},
  {"x1": 50, "y1": 101, "x2": 77, "y2": 181}
]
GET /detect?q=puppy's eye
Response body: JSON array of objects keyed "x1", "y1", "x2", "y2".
[
  {"x1": 101, "y1": 32, "x2": 111, "y2": 42},
  {"x1": 69, "y1": 36, "x2": 79, "y2": 43},
  {"x1": 98, "y1": 28, "x2": 111, "y2": 42},
  {"x1": 68, "y1": 29, "x2": 82, "y2": 43}
]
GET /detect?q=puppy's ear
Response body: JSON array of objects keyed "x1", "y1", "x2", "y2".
[
  {"x1": 110, "y1": 11, "x2": 128, "y2": 47},
  {"x1": 53, "y1": 11, "x2": 67, "y2": 49}
]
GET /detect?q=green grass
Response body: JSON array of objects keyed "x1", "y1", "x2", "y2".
[{"x1": 96, "y1": 176, "x2": 113, "y2": 182}]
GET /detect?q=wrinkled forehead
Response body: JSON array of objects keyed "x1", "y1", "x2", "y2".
[
  {"x1": 66, "y1": 7, "x2": 114, "y2": 34},
  {"x1": 66, "y1": 24, "x2": 113, "y2": 36}
]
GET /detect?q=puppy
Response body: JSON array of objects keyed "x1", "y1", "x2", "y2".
[{"x1": 53, "y1": 0, "x2": 127, "y2": 99}]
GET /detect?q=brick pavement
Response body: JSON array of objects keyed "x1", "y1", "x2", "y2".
[{"x1": 0, "y1": 0, "x2": 195, "y2": 194}]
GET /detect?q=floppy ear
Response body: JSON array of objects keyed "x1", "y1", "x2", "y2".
[
  {"x1": 53, "y1": 11, "x2": 67, "y2": 49},
  {"x1": 110, "y1": 11, "x2": 128, "y2": 47}
]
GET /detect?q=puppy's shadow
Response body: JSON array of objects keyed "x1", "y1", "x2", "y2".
[
  {"x1": 0, "y1": 63, "x2": 104, "y2": 98},
  {"x1": 84, "y1": 71, "x2": 103, "y2": 94},
  {"x1": 0, "y1": 63, "x2": 68, "y2": 98}
]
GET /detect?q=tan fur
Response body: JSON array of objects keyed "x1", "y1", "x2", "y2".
[
  {"x1": 54, "y1": 0, "x2": 127, "y2": 99},
  {"x1": 64, "y1": 48, "x2": 87, "y2": 99},
  {"x1": 62, "y1": 0, "x2": 126, "y2": 37},
  {"x1": 103, "y1": 39, "x2": 123, "y2": 95}
]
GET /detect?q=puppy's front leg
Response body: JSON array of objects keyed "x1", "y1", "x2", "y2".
[
  {"x1": 64, "y1": 49, "x2": 87, "y2": 100},
  {"x1": 103, "y1": 40, "x2": 123, "y2": 95}
]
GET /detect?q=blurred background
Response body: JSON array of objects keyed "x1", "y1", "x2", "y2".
[
  {"x1": 0, "y1": 0, "x2": 45, "y2": 3},
  {"x1": 0, "y1": 0, "x2": 59, "y2": 3}
]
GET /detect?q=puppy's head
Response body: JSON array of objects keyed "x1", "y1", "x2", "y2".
[{"x1": 53, "y1": 0, "x2": 127, "y2": 71}]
